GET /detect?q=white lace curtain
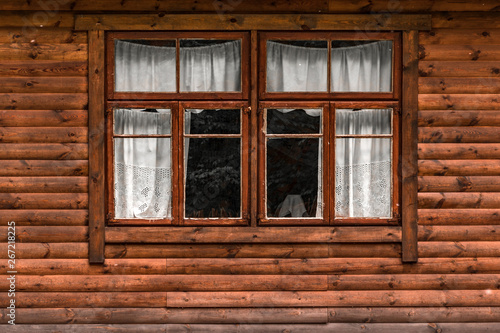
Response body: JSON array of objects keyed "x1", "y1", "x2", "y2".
[{"x1": 267, "y1": 41, "x2": 392, "y2": 217}]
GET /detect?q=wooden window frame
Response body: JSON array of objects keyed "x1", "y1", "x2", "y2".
[
  {"x1": 81, "y1": 13, "x2": 426, "y2": 263},
  {"x1": 106, "y1": 31, "x2": 250, "y2": 101},
  {"x1": 259, "y1": 31, "x2": 401, "y2": 101}
]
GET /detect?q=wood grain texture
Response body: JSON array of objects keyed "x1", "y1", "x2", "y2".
[
  {"x1": 0, "y1": 77, "x2": 87, "y2": 93},
  {"x1": 0, "y1": 144, "x2": 88, "y2": 160},
  {"x1": 418, "y1": 225, "x2": 500, "y2": 241},
  {"x1": 0, "y1": 209, "x2": 88, "y2": 225},
  {"x1": 75, "y1": 14, "x2": 431, "y2": 31},
  {"x1": 420, "y1": 29, "x2": 500, "y2": 45},
  {"x1": 418, "y1": 144, "x2": 500, "y2": 159},
  {"x1": 418, "y1": 160, "x2": 500, "y2": 176},
  {"x1": 419, "y1": 61, "x2": 500, "y2": 77},
  {"x1": 0, "y1": 160, "x2": 88, "y2": 176},
  {"x1": 418, "y1": 209, "x2": 500, "y2": 225},
  {"x1": 418, "y1": 192, "x2": 500, "y2": 209},
  {"x1": 0, "y1": 61, "x2": 87, "y2": 77},
  {"x1": 418, "y1": 110, "x2": 500, "y2": 126},
  {"x1": 418, "y1": 176, "x2": 500, "y2": 192},
  {"x1": 419, "y1": 94, "x2": 500, "y2": 110},
  {"x1": 0, "y1": 110, "x2": 88, "y2": 127},
  {"x1": 88, "y1": 29, "x2": 106, "y2": 264},
  {"x1": 0, "y1": 127, "x2": 88, "y2": 143},
  {"x1": 105, "y1": 226, "x2": 402, "y2": 243},
  {"x1": 401, "y1": 30, "x2": 419, "y2": 262}
]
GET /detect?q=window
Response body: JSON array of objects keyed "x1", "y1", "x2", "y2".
[{"x1": 106, "y1": 31, "x2": 401, "y2": 226}]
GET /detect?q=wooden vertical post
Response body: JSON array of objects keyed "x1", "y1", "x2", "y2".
[
  {"x1": 250, "y1": 30, "x2": 258, "y2": 227},
  {"x1": 88, "y1": 29, "x2": 106, "y2": 263},
  {"x1": 401, "y1": 30, "x2": 419, "y2": 263}
]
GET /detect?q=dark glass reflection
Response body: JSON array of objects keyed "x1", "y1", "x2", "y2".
[
  {"x1": 267, "y1": 138, "x2": 320, "y2": 218},
  {"x1": 267, "y1": 109, "x2": 321, "y2": 135},
  {"x1": 185, "y1": 138, "x2": 240, "y2": 218},
  {"x1": 186, "y1": 109, "x2": 240, "y2": 135}
]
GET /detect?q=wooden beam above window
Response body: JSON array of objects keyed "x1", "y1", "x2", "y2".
[{"x1": 75, "y1": 14, "x2": 431, "y2": 31}]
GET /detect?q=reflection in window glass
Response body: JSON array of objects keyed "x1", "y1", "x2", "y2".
[
  {"x1": 331, "y1": 40, "x2": 393, "y2": 92},
  {"x1": 185, "y1": 109, "x2": 240, "y2": 135},
  {"x1": 267, "y1": 40, "x2": 328, "y2": 92},
  {"x1": 267, "y1": 109, "x2": 321, "y2": 134},
  {"x1": 185, "y1": 138, "x2": 241, "y2": 218},
  {"x1": 115, "y1": 40, "x2": 176, "y2": 92},
  {"x1": 267, "y1": 138, "x2": 321, "y2": 218},
  {"x1": 180, "y1": 40, "x2": 242, "y2": 92}
]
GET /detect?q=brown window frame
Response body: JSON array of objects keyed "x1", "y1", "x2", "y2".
[{"x1": 105, "y1": 30, "x2": 402, "y2": 227}]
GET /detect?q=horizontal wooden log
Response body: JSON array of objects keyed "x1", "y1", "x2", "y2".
[
  {"x1": 0, "y1": 127, "x2": 88, "y2": 143},
  {"x1": 0, "y1": 177, "x2": 88, "y2": 193},
  {"x1": 0, "y1": 292, "x2": 166, "y2": 308},
  {"x1": 0, "y1": 226, "x2": 88, "y2": 243},
  {"x1": 419, "y1": 78, "x2": 500, "y2": 94},
  {"x1": 0, "y1": 243, "x2": 88, "y2": 259},
  {"x1": 0, "y1": 28, "x2": 87, "y2": 44},
  {"x1": 418, "y1": 209, "x2": 500, "y2": 225},
  {"x1": 419, "y1": 61, "x2": 500, "y2": 77},
  {"x1": 0, "y1": 275, "x2": 327, "y2": 292},
  {"x1": 0, "y1": 0, "x2": 499, "y2": 13},
  {"x1": 432, "y1": 12, "x2": 500, "y2": 29},
  {"x1": 418, "y1": 160, "x2": 500, "y2": 176},
  {"x1": 167, "y1": 290, "x2": 500, "y2": 307},
  {"x1": 0, "y1": 43, "x2": 87, "y2": 61},
  {"x1": 105, "y1": 226, "x2": 402, "y2": 243},
  {"x1": 418, "y1": 176, "x2": 500, "y2": 192},
  {"x1": 0, "y1": 307, "x2": 327, "y2": 324},
  {"x1": 0, "y1": 160, "x2": 88, "y2": 176},
  {"x1": 329, "y1": 306, "x2": 500, "y2": 323},
  {"x1": 1, "y1": 0, "x2": 329, "y2": 12},
  {"x1": 0, "y1": 77, "x2": 87, "y2": 93},
  {"x1": 3, "y1": 323, "x2": 500, "y2": 333},
  {"x1": 0, "y1": 193, "x2": 88, "y2": 209},
  {"x1": 4, "y1": 257, "x2": 500, "y2": 275},
  {"x1": 76, "y1": 14, "x2": 431, "y2": 31},
  {"x1": 0, "y1": 93, "x2": 88, "y2": 110},
  {"x1": 328, "y1": 274, "x2": 500, "y2": 290},
  {"x1": 0, "y1": 144, "x2": 88, "y2": 160},
  {"x1": 418, "y1": 225, "x2": 500, "y2": 241},
  {"x1": 419, "y1": 95, "x2": 500, "y2": 110},
  {"x1": 418, "y1": 144, "x2": 500, "y2": 159},
  {"x1": 0, "y1": 259, "x2": 166, "y2": 275},
  {"x1": 106, "y1": 243, "x2": 329, "y2": 259},
  {"x1": 419, "y1": 44, "x2": 500, "y2": 61},
  {"x1": 2, "y1": 323, "x2": 500, "y2": 333},
  {"x1": 0, "y1": 61, "x2": 87, "y2": 77},
  {"x1": 0, "y1": 110, "x2": 88, "y2": 127},
  {"x1": 420, "y1": 29, "x2": 500, "y2": 45},
  {"x1": 0, "y1": 209, "x2": 88, "y2": 225},
  {"x1": 418, "y1": 127, "x2": 500, "y2": 144},
  {"x1": 0, "y1": 12, "x2": 75, "y2": 28},
  {"x1": 328, "y1": 243, "x2": 401, "y2": 258},
  {"x1": 418, "y1": 193, "x2": 500, "y2": 209},
  {"x1": 419, "y1": 242, "x2": 500, "y2": 258},
  {"x1": 418, "y1": 110, "x2": 500, "y2": 127}
]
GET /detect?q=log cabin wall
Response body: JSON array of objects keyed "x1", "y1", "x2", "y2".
[{"x1": 0, "y1": 1, "x2": 500, "y2": 332}]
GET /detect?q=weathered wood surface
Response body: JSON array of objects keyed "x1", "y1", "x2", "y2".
[
  {"x1": 419, "y1": 176, "x2": 500, "y2": 192},
  {"x1": 418, "y1": 209, "x2": 500, "y2": 225},
  {"x1": 418, "y1": 110, "x2": 500, "y2": 127},
  {"x1": 0, "y1": 93, "x2": 87, "y2": 110},
  {"x1": 75, "y1": 14, "x2": 431, "y2": 31},
  {"x1": 418, "y1": 144, "x2": 500, "y2": 159},
  {"x1": 0, "y1": 160, "x2": 88, "y2": 176},
  {"x1": 0, "y1": 77, "x2": 87, "y2": 93},
  {"x1": 0, "y1": 144, "x2": 88, "y2": 160},
  {"x1": 0, "y1": 226, "x2": 88, "y2": 242},
  {"x1": 0, "y1": 110, "x2": 88, "y2": 127},
  {"x1": 0, "y1": 209, "x2": 88, "y2": 225},
  {"x1": 0, "y1": 193, "x2": 88, "y2": 209},
  {"x1": 418, "y1": 225, "x2": 500, "y2": 241},
  {"x1": 418, "y1": 193, "x2": 500, "y2": 209},
  {"x1": 419, "y1": 95, "x2": 500, "y2": 110},
  {"x1": 0, "y1": 61, "x2": 87, "y2": 77},
  {"x1": 0, "y1": 275, "x2": 328, "y2": 292},
  {"x1": 0, "y1": 127, "x2": 87, "y2": 143},
  {"x1": 0, "y1": 307, "x2": 328, "y2": 324},
  {"x1": 419, "y1": 44, "x2": 500, "y2": 61},
  {"x1": 105, "y1": 227, "x2": 402, "y2": 243},
  {"x1": 419, "y1": 61, "x2": 500, "y2": 77},
  {"x1": 418, "y1": 160, "x2": 500, "y2": 176},
  {"x1": 420, "y1": 29, "x2": 500, "y2": 45}
]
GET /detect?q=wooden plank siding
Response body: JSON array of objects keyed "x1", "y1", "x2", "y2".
[{"x1": 0, "y1": 5, "x2": 499, "y2": 331}]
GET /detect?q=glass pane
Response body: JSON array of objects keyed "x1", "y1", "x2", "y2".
[
  {"x1": 185, "y1": 138, "x2": 241, "y2": 218},
  {"x1": 114, "y1": 138, "x2": 171, "y2": 219},
  {"x1": 335, "y1": 138, "x2": 391, "y2": 218},
  {"x1": 267, "y1": 138, "x2": 322, "y2": 218},
  {"x1": 267, "y1": 40, "x2": 328, "y2": 92},
  {"x1": 180, "y1": 40, "x2": 241, "y2": 92},
  {"x1": 185, "y1": 109, "x2": 240, "y2": 135},
  {"x1": 115, "y1": 40, "x2": 176, "y2": 92},
  {"x1": 336, "y1": 109, "x2": 392, "y2": 135},
  {"x1": 331, "y1": 40, "x2": 393, "y2": 92},
  {"x1": 114, "y1": 109, "x2": 171, "y2": 135},
  {"x1": 267, "y1": 108, "x2": 321, "y2": 134}
]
